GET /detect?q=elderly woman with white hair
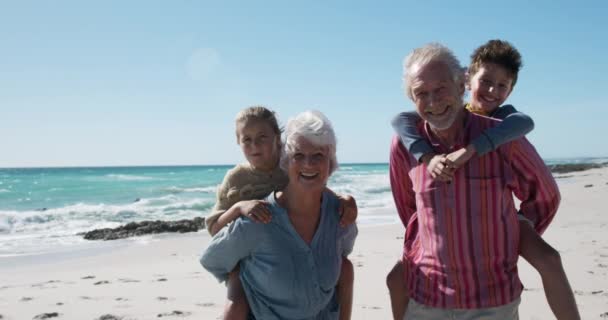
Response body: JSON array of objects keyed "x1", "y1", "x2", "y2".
[{"x1": 201, "y1": 110, "x2": 358, "y2": 320}]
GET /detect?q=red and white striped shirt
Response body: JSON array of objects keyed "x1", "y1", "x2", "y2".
[{"x1": 390, "y1": 111, "x2": 560, "y2": 309}]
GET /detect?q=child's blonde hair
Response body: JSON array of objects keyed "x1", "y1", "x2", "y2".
[{"x1": 235, "y1": 106, "x2": 282, "y2": 141}]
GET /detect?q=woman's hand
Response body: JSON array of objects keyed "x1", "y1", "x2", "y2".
[
  {"x1": 338, "y1": 195, "x2": 358, "y2": 227},
  {"x1": 239, "y1": 200, "x2": 272, "y2": 224}
]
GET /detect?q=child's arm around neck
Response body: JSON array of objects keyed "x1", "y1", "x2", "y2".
[
  {"x1": 470, "y1": 104, "x2": 535, "y2": 155},
  {"x1": 391, "y1": 111, "x2": 435, "y2": 163},
  {"x1": 444, "y1": 105, "x2": 535, "y2": 173}
]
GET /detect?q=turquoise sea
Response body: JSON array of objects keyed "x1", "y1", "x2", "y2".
[
  {"x1": 0, "y1": 163, "x2": 395, "y2": 256},
  {"x1": 1, "y1": 157, "x2": 606, "y2": 257}
]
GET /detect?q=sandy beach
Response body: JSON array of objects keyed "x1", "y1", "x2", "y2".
[{"x1": 1, "y1": 167, "x2": 607, "y2": 320}]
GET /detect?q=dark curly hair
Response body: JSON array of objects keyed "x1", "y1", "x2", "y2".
[{"x1": 469, "y1": 39, "x2": 523, "y2": 88}]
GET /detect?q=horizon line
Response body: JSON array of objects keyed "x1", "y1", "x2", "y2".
[{"x1": 1, "y1": 156, "x2": 608, "y2": 170}]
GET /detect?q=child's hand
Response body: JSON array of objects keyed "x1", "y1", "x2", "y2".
[
  {"x1": 445, "y1": 145, "x2": 476, "y2": 170},
  {"x1": 239, "y1": 200, "x2": 271, "y2": 224},
  {"x1": 338, "y1": 194, "x2": 358, "y2": 227},
  {"x1": 426, "y1": 154, "x2": 455, "y2": 183}
]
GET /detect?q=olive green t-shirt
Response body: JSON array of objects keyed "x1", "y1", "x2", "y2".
[{"x1": 205, "y1": 163, "x2": 288, "y2": 234}]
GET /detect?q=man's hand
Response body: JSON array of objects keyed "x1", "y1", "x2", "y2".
[
  {"x1": 239, "y1": 200, "x2": 271, "y2": 223},
  {"x1": 426, "y1": 154, "x2": 455, "y2": 182},
  {"x1": 338, "y1": 194, "x2": 358, "y2": 227},
  {"x1": 445, "y1": 145, "x2": 476, "y2": 171}
]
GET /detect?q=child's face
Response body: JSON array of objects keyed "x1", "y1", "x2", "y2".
[
  {"x1": 237, "y1": 119, "x2": 280, "y2": 172},
  {"x1": 468, "y1": 63, "x2": 514, "y2": 113}
]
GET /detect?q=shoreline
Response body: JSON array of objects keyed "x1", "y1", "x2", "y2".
[
  {"x1": 12, "y1": 162, "x2": 607, "y2": 244},
  {"x1": 1, "y1": 161, "x2": 605, "y2": 257},
  {"x1": 1, "y1": 167, "x2": 607, "y2": 319}
]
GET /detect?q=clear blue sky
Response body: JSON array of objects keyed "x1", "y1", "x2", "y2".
[{"x1": 1, "y1": 1, "x2": 607, "y2": 167}]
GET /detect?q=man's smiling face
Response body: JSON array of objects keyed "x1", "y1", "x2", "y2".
[{"x1": 410, "y1": 60, "x2": 465, "y2": 131}]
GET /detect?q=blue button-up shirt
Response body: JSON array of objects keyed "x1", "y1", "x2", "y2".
[{"x1": 200, "y1": 191, "x2": 358, "y2": 320}]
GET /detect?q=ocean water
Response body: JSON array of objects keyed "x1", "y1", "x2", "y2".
[
  {"x1": 0, "y1": 163, "x2": 397, "y2": 256},
  {"x1": 2, "y1": 157, "x2": 606, "y2": 257}
]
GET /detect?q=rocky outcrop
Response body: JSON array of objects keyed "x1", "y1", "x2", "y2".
[
  {"x1": 548, "y1": 162, "x2": 607, "y2": 174},
  {"x1": 82, "y1": 217, "x2": 205, "y2": 241}
]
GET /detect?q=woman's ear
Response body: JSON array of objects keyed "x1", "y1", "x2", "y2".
[{"x1": 464, "y1": 71, "x2": 471, "y2": 91}]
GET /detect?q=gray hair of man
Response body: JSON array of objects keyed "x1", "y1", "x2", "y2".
[
  {"x1": 280, "y1": 110, "x2": 339, "y2": 175},
  {"x1": 402, "y1": 43, "x2": 465, "y2": 100}
]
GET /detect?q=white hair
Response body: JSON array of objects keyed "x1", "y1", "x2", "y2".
[
  {"x1": 402, "y1": 43, "x2": 465, "y2": 100},
  {"x1": 280, "y1": 110, "x2": 338, "y2": 174}
]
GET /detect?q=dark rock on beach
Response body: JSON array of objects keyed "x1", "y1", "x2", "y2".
[
  {"x1": 82, "y1": 217, "x2": 205, "y2": 240},
  {"x1": 96, "y1": 315, "x2": 123, "y2": 320},
  {"x1": 554, "y1": 175, "x2": 573, "y2": 179},
  {"x1": 33, "y1": 313, "x2": 59, "y2": 320},
  {"x1": 157, "y1": 310, "x2": 191, "y2": 317},
  {"x1": 548, "y1": 162, "x2": 607, "y2": 174}
]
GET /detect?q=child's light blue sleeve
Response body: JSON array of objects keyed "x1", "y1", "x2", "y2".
[
  {"x1": 199, "y1": 217, "x2": 259, "y2": 282},
  {"x1": 391, "y1": 112, "x2": 434, "y2": 162},
  {"x1": 471, "y1": 105, "x2": 535, "y2": 156}
]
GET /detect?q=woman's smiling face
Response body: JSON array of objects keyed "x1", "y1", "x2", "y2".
[{"x1": 286, "y1": 137, "x2": 331, "y2": 193}]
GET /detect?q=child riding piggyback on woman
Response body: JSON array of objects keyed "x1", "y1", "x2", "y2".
[{"x1": 205, "y1": 106, "x2": 358, "y2": 320}]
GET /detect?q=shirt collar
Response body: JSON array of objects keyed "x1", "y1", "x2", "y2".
[{"x1": 465, "y1": 103, "x2": 491, "y2": 116}]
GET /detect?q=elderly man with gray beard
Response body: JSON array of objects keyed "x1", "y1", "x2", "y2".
[{"x1": 389, "y1": 43, "x2": 560, "y2": 319}]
